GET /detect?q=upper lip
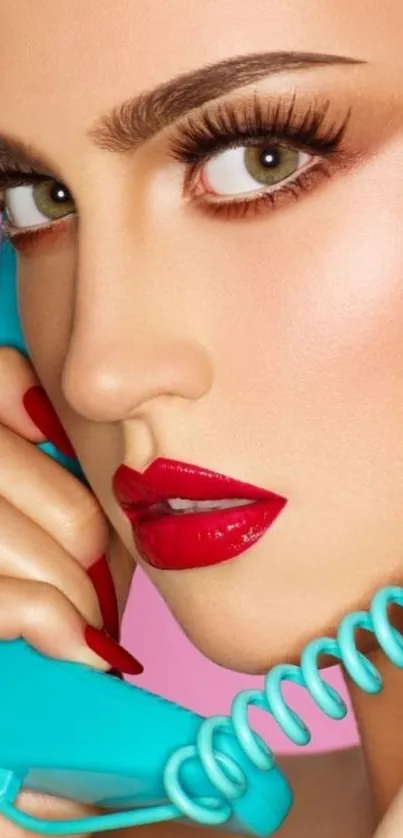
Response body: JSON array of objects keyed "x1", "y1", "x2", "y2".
[{"x1": 112, "y1": 457, "x2": 285, "y2": 508}]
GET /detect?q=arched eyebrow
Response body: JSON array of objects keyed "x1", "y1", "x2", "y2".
[
  {"x1": 0, "y1": 50, "x2": 364, "y2": 175},
  {"x1": 88, "y1": 50, "x2": 364, "y2": 151}
]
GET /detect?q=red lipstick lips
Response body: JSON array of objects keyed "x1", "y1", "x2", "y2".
[{"x1": 112, "y1": 458, "x2": 287, "y2": 571}]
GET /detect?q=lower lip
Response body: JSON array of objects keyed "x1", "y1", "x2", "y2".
[{"x1": 123, "y1": 498, "x2": 286, "y2": 570}]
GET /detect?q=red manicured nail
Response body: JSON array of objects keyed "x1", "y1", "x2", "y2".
[
  {"x1": 88, "y1": 555, "x2": 120, "y2": 642},
  {"x1": 23, "y1": 385, "x2": 76, "y2": 459},
  {"x1": 84, "y1": 625, "x2": 144, "y2": 675}
]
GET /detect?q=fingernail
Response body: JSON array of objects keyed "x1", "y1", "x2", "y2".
[
  {"x1": 22, "y1": 385, "x2": 76, "y2": 459},
  {"x1": 84, "y1": 625, "x2": 143, "y2": 675},
  {"x1": 87, "y1": 554, "x2": 120, "y2": 642}
]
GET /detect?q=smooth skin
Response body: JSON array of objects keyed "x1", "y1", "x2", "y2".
[{"x1": 1, "y1": 0, "x2": 403, "y2": 834}]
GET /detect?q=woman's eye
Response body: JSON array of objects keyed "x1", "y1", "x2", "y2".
[
  {"x1": 4, "y1": 179, "x2": 75, "y2": 230},
  {"x1": 200, "y1": 142, "x2": 313, "y2": 198}
]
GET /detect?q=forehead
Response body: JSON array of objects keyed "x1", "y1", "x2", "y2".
[{"x1": 0, "y1": 0, "x2": 401, "y2": 155}]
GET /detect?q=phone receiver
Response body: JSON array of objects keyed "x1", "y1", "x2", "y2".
[{"x1": 0, "y1": 239, "x2": 293, "y2": 835}]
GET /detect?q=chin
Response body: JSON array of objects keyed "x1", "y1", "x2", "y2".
[
  {"x1": 185, "y1": 594, "x2": 391, "y2": 679},
  {"x1": 189, "y1": 628, "x2": 308, "y2": 674},
  {"x1": 163, "y1": 589, "x2": 311, "y2": 675}
]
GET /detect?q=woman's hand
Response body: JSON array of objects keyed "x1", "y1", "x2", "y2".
[
  {"x1": 0, "y1": 347, "x2": 141, "y2": 837},
  {"x1": 0, "y1": 347, "x2": 141, "y2": 674}
]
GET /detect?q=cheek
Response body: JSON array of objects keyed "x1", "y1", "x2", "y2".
[
  {"x1": 208, "y1": 151, "x2": 403, "y2": 470},
  {"x1": 18, "y1": 250, "x2": 75, "y2": 394},
  {"x1": 155, "y1": 179, "x2": 403, "y2": 669}
]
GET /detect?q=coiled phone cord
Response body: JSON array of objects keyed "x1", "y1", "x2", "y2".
[{"x1": 164, "y1": 584, "x2": 403, "y2": 827}]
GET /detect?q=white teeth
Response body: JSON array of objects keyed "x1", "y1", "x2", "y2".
[{"x1": 166, "y1": 498, "x2": 253, "y2": 514}]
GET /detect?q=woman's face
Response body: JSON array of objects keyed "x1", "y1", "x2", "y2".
[{"x1": 1, "y1": 0, "x2": 403, "y2": 673}]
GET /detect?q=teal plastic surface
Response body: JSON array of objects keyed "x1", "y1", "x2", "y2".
[
  {"x1": 0, "y1": 638, "x2": 292, "y2": 835},
  {"x1": 0, "y1": 239, "x2": 293, "y2": 835}
]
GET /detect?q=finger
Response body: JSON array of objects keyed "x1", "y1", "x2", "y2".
[
  {"x1": 0, "y1": 347, "x2": 46, "y2": 441},
  {"x1": 0, "y1": 422, "x2": 122, "y2": 642},
  {"x1": 0, "y1": 494, "x2": 104, "y2": 628},
  {"x1": 0, "y1": 346, "x2": 75, "y2": 457},
  {"x1": 0, "y1": 423, "x2": 108, "y2": 565},
  {"x1": 0, "y1": 576, "x2": 114, "y2": 671}
]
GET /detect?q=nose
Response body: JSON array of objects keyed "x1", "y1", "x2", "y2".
[{"x1": 61, "y1": 241, "x2": 213, "y2": 423}]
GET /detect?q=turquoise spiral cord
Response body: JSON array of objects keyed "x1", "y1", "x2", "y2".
[{"x1": 163, "y1": 584, "x2": 403, "y2": 826}]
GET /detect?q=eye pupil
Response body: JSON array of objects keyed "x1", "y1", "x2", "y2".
[
  {"x1": 259, "y1": 146, "x2": 281, "y2": 168},
  {"x1": 50, "y1": 182, "x2": 70, "y2": 203}
]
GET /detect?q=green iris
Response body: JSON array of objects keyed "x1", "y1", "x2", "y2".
[
  {"x1": 33, "y1": 180, "x2": 75, "y2": 219},
  {"x1": 244, "y1": 144, "x2": 300, "y2": 186}
]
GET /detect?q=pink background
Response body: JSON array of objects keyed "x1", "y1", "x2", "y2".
[{"x1": 122, "y1": 567, "x2": 359, "y2": 753}]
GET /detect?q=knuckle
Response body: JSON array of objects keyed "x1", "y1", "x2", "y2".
[
  {"x1": 28, "y1": 579, "x2": 65, "y2": 616},
  {"x1": 56, "y1": 483, "x2": 108, "y2": 547},
  {"x1": 21, "y1": 578, "x2": 77, "y2": 633},
  {"x1": 0, "y1": 577, "x2": 68, "y2": 633},
  {"x1": 27, "y1": 576, "x2": 100, "y2": 634}
]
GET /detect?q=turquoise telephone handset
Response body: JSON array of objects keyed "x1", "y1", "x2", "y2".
[{"x1": 0, "y1": 238, "x2": 402, "y2": 836}]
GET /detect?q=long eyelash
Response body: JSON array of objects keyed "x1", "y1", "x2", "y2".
[
  {"x1": 0, "y1": 166, "x2": 46, "y2": 203},
  {"x1": 168, "y1": 93, "x2": 351, "y2": 165},
  {"x1": 0, "y1": 95, "x2": 352, "y2": 247}
]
